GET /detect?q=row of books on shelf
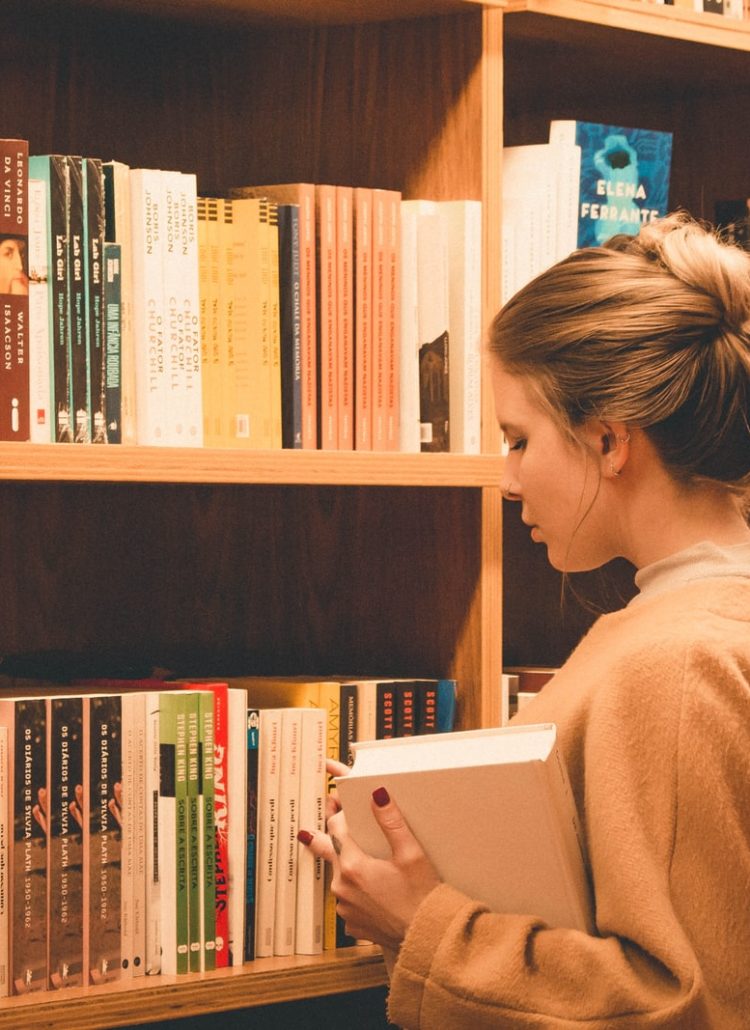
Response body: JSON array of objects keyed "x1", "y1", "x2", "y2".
[
  {"x1": 1, "y1": 137, "x2": 482, "y2": 454},
  {"x1": 0, "y1": 673, "x2": 457, "y2": 996},
  {"x1": 658, "y1": 0, "x2": 746, "y2": 16}
]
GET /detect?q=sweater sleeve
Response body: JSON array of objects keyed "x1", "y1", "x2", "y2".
[{"x1": 387, "y1": 885, "x2": 704, "y2": 1029}]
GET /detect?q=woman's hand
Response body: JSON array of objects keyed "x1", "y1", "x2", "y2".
[{"x1": 299, "y1": 783, "x2": 441, "y2": 951}]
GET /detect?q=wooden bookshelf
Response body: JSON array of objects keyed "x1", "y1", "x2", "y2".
[{"x1": 0, "y1": 0, "x2": 747, "y2": 1025}]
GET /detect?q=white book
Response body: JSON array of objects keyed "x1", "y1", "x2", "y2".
[
  {"x1": 254, "y1": 707, "x2": 282, "y2": 958},
  {"x1": 294, "y1": 708, "x2": 326, "y2": 955},
  {"x1": 273, "y1": 707, "x2": 302, "y2": 956},
  {"x1": 120, "y1": 694, "x2": 136, "y2": 978},
  {"x1": 502, "y1": 144, "x2": 560, "y2": 303},
  {"x1": 130, "y1": 692, "x2": 147, "y2": 976},
  {"x1": 399, "y1": 200, "x2": 421, "y2": 453},
  {"x1": 144, "y1": 694, "x2": 161, "y2": 975},
  {"x1": 27, "y1": 178, "x2": 51, "y2": 444},
  {"x1": 130, "y1": 167, "x2": 168, "y2": 444},
  {"x1": 161, "y1": 170, "x2": 203, "y2": 446},
  {"x1": 0, "y1": 726, "x2": 6, "y2": 998},
  {"x1": 439, "y1": 200, "x2": 482, "y2": 455},
  {"x1": 336, "y1": 723, "x2": 594, "y2": 934},
  {"x1": 227, "y1": 687, "x2": 247, "y2": 966},
  {"x1": 414, "y1": 200, "x2": 449, "y2": 451}
]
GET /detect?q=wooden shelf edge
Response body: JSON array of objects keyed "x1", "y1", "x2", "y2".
[
  {"x1": 0, "y1": 947, "x2": 387, "y2": 1029},
  {"x1": 0, "y1": 444, "x2": 503, "y2": 488},
  {"x1": 498, "y1": 0, "x2": 750, "y2": 50}
]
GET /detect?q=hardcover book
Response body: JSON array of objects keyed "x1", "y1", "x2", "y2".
[
  {"x1": 0, "y1": 139, "x2": 30, "y2": 441},
  {"x1": 549, "y1": 119, "x2": 673, "y2": 247},
  {"x1": 336, "y1": 723, "x2": 594, "y2": 934}
]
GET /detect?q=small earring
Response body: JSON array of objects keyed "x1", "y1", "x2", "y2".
[
  {"x1": 617, "y1": 432, "x2": 631, "y2": 444},
  {"x1": 610, "y1": 461, "x2": 621, "y2": 477}
]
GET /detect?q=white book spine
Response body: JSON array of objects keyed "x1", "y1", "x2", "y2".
[
  {"x1": 440, "y1": 200, "x2": 482, "y2": 455},
  {"x1": 227, "y1": 688, "x2": 247, "y2": 966},
  {"x1": 399, "y1": 201, "x2": 421, "y2": 453},
  {"x1": 294, "y1": 708, "x2": 326, "y2": 955},
  {"x1": 255, "y1": 708, "x2": 281, "y2": 958},
  {"x1": 273, "y1": 708, "x2": 302, "y2": 956},
  {"x1": 28, "y1": 178, "x2": 51, "y2": 443},
  {"x1": 144, "y1": 696, "x2": 161, "y2": 975},
  {"x1": 131, "y1": 693, "x2": 147, "y2": 976},
  {"x1": 130, "y1": 168, "x2": 168, "y2": 444}
]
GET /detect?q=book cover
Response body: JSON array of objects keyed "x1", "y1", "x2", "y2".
[
  {"x1": 130, "y1": 168, "x2": 168, "y2": 444},
  {"x1": 103, "y1": 243, "x2": 122, "y2": 443},
  {"x1": 273, "y1": 707, "x2": 302, "y2": 956},
  {"x1": 336, "y1": 723, "x2": 594, "y2": 934},
  {"x1": 231, "y1": 183, "x2": 317, "y2": 448},
  {"x1": 157, "y1": 691, "x2": 189, "y2": 975},
  {"x1": 85, "y1": 694, "x2": 123, "y2": 985},
  {"x1": 29, "y1": 155, "x2": 71, "y2": 441},
  {"x1": 244, "y1": 708, "x2": 259, "y2": 962},
  {"x1": 0, "y1": 140, "x2": 30, "y2": 441},
  {"x1": 67, "y1": 155, "x2": 89, "y2": 443},
  {"x1": 439, "y1": 200, "x2": 482, "y2": 455},
  {"x1": 336, "y1": 184, "x2": 354, "y2": 450},
  {"x1": 103, "y1": 160, "x2": 136, "y2": 445},
  {"x1": 2, "y1": 698, "x2": 47, "y2": 993},
  {"x1": 227, "y1": 687, "x2": 247, "y2": 966},
  {"x1": 295, "y1": 707, "x2": 326, "y2": 955},
  {"x1": 277, "y1": 203, "x2": 302, "y2": 448},
  {"x1": 549, "y1": 120, "x2": 673, "y2": 247},
  {"x1": 353, "y1": 186, "x2": 373, "y2": 451},
  {"x1": 27, "y1": 176, "x2": 51, "y2": 443},
  {"x1": 47, "y1": 695, "x2": 84, "y2": 989},
  {"x1": 82, "y1": 157, "x2": 106, "y2": 443},
  {"x1": 316, "y1": 183, "x2": 338, "y2": 450},
  {"x1": 254, "y1": 707, "x2": 281, "y2": 959}
]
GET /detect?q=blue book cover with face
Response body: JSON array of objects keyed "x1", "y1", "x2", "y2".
[{"x1": 550, "y1": 120, "x2": 673, "y2": 247}]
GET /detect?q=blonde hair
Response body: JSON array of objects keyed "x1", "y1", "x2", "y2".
[{"x1": 489, "y1": 212, "x2": 750, "y2": 493}]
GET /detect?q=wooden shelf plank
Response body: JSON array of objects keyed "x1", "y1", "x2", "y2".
[
  {"x1": 0, "y1": 948, "x2": 387, "y2": 1029},
  {"x1": 0, "y1": 444, "x2": 503, "y2": 487},
  {"x1": 500, "y1": 0, "x2": 750, "y2": 51}
]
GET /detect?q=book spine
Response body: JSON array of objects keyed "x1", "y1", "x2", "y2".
[
  {"x1": 336, "y1": 185, "x2": 354, "y2": 450},
  {"x1": 244, "y1": 708, "x2": 259, "y2": 961},
  {"x1": 399, "y1": 201, "x2": 420, "y2": 453},
  {"x1": 371, "y1": 190, "x2": 388, "y2": 450},
  {"x1": 395, "y1": 682, "x2": 417, "y2": 738},
  {"x1": 298, "y1": 188, "x2": 317, "y2": 449},
  {"x1": 197, "y1": 196, "x2": 221, "y2": 447},
  {"x1": 339, "y1": 683, "x2": 358, "y2": 767},
  {"x1": 273, "y1": 707, "x2": 301, "y2": 956},
  {"x1": 174, "y1": 697, "x2": 189, "y2": 974},
  {"x1": 254, "y1": 708, "x2": 281, "y2": 958},
  {"x1": 227, "y1": 687, "x2": 247, "y2": 966},
  {"x1": 103, "y1": 243, "x2": 122, "y2": 443},
  {"x1": 157, "y1": 693, "x2": 182, "y2": 975},
  {"x1": 0, "y1": 725, "x2": 7, "y2": 998},
  {"x1": 131, "y1": 693, "x2": 146, "y2": 976},
  {"x1": 48, "y1": 697, "x2": 84, "y2": 989},
  {"x1": 278, "y1": 204, "x2": 302, "y2": 448},
  {"x1": 257, "y1": 199, "x2": 275, "y2": 449},
  {"x1": 416, "y1": 202, "x2": 450, "y2": 452},
  {"x1": 185, "y1": 694, "x2": 201, "y2": 972},
  {"x1": 83, "y1": 157, "x2": 106, "y2": 443},
  {"x1": 354, "y1": 187, "x2": 373, "y2": 451},
  {"x1": 384, "y1": 189, "x2": 401, "y2": 451},
  {"x1": 376, "y1": 681, "x2": 396, "y2": 740},
  {"x1": 0, "y1": 140, "x2": 30, "y2": 440},
  {"x1": 144, "y1": 694, "x2": 161, "y2": 974},
  {"x1": 130, "y1": 168, "x2": 168, "y2": 444},
  {"x1": 86, "y1": 694, "x2": 122, "y2": 985},
  {"x1": 119, "y1": 694, "x2": 135, "y2": 978},
  {"x1": 204, "y1": 683, "x2": 230, "y2": 967},
  {"x1": 198, "y1": 691, "x2": 216, "y2": 972},
  {"x1": 416, "y1": 680, "x2": 438, "y2": 735},
  {"x1": 316, "y1": 184, "x2": 338, "y2": 449},
  {"x1": 436, "y1": 679, "x2": 457, "y2": 733},
  {"x1": 295, "y1": 708, "x2": 326, "y2": 954},
  {"x1": 102, "y1": 161, "x2": 136, "y2": 444},
  {"x1": 67, "y1": 156, "x2": 89, "y2": 443},
  {"x1": 27, "y1": 176, "x2": 52, "y2": 443},
  {"x1": 12, "y1": 699, "x2": 47, "y2": 993},
  {"x1": 267, "y1": 200, "x2": 282, "y2": 448}
]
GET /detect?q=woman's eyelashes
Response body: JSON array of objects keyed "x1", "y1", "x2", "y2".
[{"x1": 506, "y1": 436, "x2": 526, "y2": 452}]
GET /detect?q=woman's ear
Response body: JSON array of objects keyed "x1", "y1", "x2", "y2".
[{"x1": 583, "y1": 420, "x2": 631, "y2": 476}]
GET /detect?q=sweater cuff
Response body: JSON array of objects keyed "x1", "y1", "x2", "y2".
[{"x1": 388, "y1": 883, "x2": 478, "y2": 1028}]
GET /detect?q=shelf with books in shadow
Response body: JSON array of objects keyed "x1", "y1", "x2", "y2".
[{"x1": 0, "y1": 671, "x2": 457, "y2": 1027}]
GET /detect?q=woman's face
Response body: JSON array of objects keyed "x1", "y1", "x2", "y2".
[
  {"x1": 492, "y1": 361, "x2": 617, "y2": 572},
  {"x1": 0, "y1": 238, "x2": 27, "y2": 295}
]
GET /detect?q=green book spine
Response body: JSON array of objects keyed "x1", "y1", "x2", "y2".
[
  {"x1": 185, "y1": 694, "x2": 201, "y2": 972},
  {"x1": 198, "y1": 692, "x2": 216, "y2": 971}
]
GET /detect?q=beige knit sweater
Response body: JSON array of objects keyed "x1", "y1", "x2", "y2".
[{"x1": 387, "y1": 575, "x2": 750, "y2": 1028}]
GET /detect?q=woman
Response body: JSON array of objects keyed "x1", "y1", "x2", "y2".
[
  {"x1": 299, "y1": 213, "x2": 750, "y2": 1028},
  {"x1": 0, "y1": 234, "x2": 28, "y2": 295}
]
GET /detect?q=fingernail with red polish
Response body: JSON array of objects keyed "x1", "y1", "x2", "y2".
[
  {"x1": 372, "y1": 786, "x2": 390, "y2": 808},
  {"x1": 297, "y1": 829, "x2": 314, "y2": 845}
]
